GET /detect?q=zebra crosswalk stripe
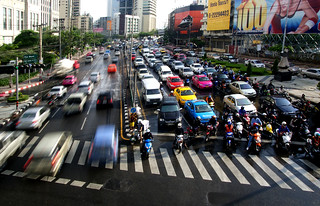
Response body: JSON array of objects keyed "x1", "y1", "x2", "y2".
[
  {"x1": 203, "y1": 151, "x2": 231, "y2": 183},
  {"x1": 249, "y1": 155, "x2": 291, "y2": 189},
  {"x1": 91, "y1": 160, "x2": 99, "y2": 167},
  {"x1": 18, "y1": 136, "x2": 39, "y2": 157},
  {"x1": 299, "y1": 159, "x2": 320, "y2": 176},
  {"x1": 266, "y1": 156, "x2": 313, "y2": 192},
  {"x1": 160, "y1": 148, "x2": 176, "y2": 177},
  {"x1": 282, "y1": 157, "x2": 320, "y2": 189},
  {"x1": 120, "y1": 146, "x2": 128, "y2": 171},
  {"x1": 175, "y1": 152, "x2": 193, "y2": 179},
  {"x1": 78, "y1": 141, "x2": 90, "y2": 166},
  {"x1": 218, "y1": 152, "x2": 250, "y2": 185},
  {"x1": 133, "y1": 146, "x2": 143, "y2": 173},
  {"x1": 188, "y1": 150, "x2": 211, "y2": 181},
  {"x1": 148, "y1": 148, "x2": 160, "y2": 175},
  {"x1": 233, "y1": 154, "x2": 270, "y2": 187},
  {"x1": 105, "y1": 160, "x2": 113, "y2": 169},
  {"x1": 65, "y1": 140, "x2": 80, "y2": 164}
]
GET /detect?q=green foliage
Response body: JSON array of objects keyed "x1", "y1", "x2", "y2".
[
  {"x1": 246, "y1": 62, "x2": 252, "y2": 77},
  {"x1": 0, "y1": 44, "x2": 19, "y2": 51},
  {"x1": 0, "y1": 72, "x2": 38, "y2": 86},
  {"x1": 13, "y1": 30, "x2": 39, "y2": 48},
  {"x1": 191, "y1": 38, "x2": 205, "y2": 48},
  {"x1": 7, "y1": 92, "x2": 29, "y2": 103},
  {"x1": 271, "y1": 58, "x2": 279, "y2": 74},
  {"x1": 317, "y1": 82, "x2": 320, "y2": 90},
  {"x1": 268, "y1": 44, "x2": 294, "y2": 53}
]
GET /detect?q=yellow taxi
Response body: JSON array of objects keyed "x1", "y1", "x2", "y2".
[{"x1": 173, "y1": 86, "x2": 197, "y2": 106}]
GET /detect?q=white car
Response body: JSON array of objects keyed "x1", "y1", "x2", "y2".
[
  {"x1": 223, "y1": 94, "x2": 257, "y2": 115},
  {"x1": 148, "y1": 58, "x2": 157, "y2": 67},
  {"x1": 85, "y1": 56, "x2": 93, "y2": 63},
  {"x1": 190, "y1": 63, "x2": 204, "y2": 73},
  {"x1": 138, "y1": 68, "x2": 149, "y2": 79},
  {"x1": 90, "y1": 72, "x2": 101, "y2": 83},
  {"x1": 301, "y1": 68, "x2": 320, "y2": 79},
  {"x1": 142, "y1": 74, "x2": 156, "y2": 80},
  {"x1": 162, "y1": 56, "x2": 170, "y2": 63},
  {"x1": 115, "y1": 50, "x2": 121, "y2": 56},
  {"x1": 103, "y1": 53, "x2": 110, "y2": 59},
  {"x1": 63, "y1": 93, "x2": 87, "y2": 115},
  {"x1": 159, "y1": 70, "x2": 173, "y2": 82},
  {"x1": 172, "y1": 61, "x2": 184, "y2": 72},
  {"x1": 134, "y1": 57, "x2": 144, "y2": 67},
  {"x1": 229, "y1": 81, "x2": 256, "y2": 98},
  {"x1": 77, "y1": 80, "x2": 94, "y2": 95},
  {"x1": 48, "y1": 86, "x2": 67, "y2": 98},
  {"x1": 186, "y1": 51, "x2": 196, "y2": 57},
  {"x1": 179, "y1": 67, "x2": 194, "y2": 78},
  {"x1": 245, "y1": 59, "x2": 265, "y2": 68},
  {"x1": 16, "y1": 107, "x2": 50, "y2": 130}
]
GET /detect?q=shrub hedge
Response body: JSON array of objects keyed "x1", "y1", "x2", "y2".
[
  {"x1": 7, "y1": 92, "x2": 29, "y2": 103},
  {"x1": 0, "y1": 72, "x2": 39, "y2": 86}
]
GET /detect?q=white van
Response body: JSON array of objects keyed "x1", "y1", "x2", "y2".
[
  {"x1": 159, "y1": 65, "x2": 173, "y2": 81},
  {"x1": 141, "y1": 79, "x2": 163, "y2": 106},
  {"x1": 142, "y1": 48, "x2": 150, "y2": 57}
]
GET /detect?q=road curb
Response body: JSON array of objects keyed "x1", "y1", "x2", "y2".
[{"x1": 0, "y1": 80, "x2": 45, "y2": 97}]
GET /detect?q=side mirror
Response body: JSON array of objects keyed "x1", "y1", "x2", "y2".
[
  {"x1": 157, "y1": 109, "x2": 160, "y2": 112},
  {"x1": 179, "y1": 108, "x2": 182, "y2": 111}
]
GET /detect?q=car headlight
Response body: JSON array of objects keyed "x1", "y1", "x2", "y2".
[
  {"x1": 176, "y1": 117, "x2": 182, "y2": 122},
  {"x1": 159, "y1": 118, "x2": 164, "y2": 121}
]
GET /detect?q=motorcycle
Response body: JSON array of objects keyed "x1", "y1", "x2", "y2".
[
  {"x1": 234, "y1": 122, "x2": 243, "y2": 139},
  {"x1": 48, "y1": 95, "x2": 58, "y2": 107},
  {"x1": 252, "y1": 132, "x2": 262, "y2": 153},
  {"x1": 173, "y1": 134, "x2": 185, "y2": 153},
  {"x1": 225, "y1": 132, "x2": 234, "y2": 151},
  {"x1": 305, "y1": 138, "x2": 320, "y2": 159},
  {"x1": 276, "y1": 130, "x2": 292, "y2": 152},
  {"x1": 263, "y1": 122, "x2": 274, "y2": 139},
  {"x1": 208, "y1": 101, "x2": 214, "y2": 110},
  {"x1": 205, "y1": 122, "x2": 219, "y2": 141},
  {"x1": 127, "y1": 129, "x2": 140, "y2": 145},
  {"x1": 141, "y1": 139, "x2": 153, "y2": 159}
]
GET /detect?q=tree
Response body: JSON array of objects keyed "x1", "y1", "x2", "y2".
[
  {"x1": 271, "y1": 58, "x2": 279, "y2": 75},
  {"x1": 13, "y1": 30, "x2": 39, "y2": 48},
  {"x1": 247, "y1": 62, "x2": 252, "y2": 77}
]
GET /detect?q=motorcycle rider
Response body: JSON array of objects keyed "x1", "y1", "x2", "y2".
[
  {"x1": 233, "y1": 112, "x2": 242, "y2": 123},
  {"x1": 277, "y1": 121, "x2": 291, "y2": 146},
  {"x1": 169, "y1": 91, "x2": 174, "y2": 96},
  {"x1": 250, "y1": 115, "x2": 262, "y2": 128},
  {"x1": 141, "y1": 128, "x2": 153, "y2": 152},
  {"x1": 209, "y1": 115, "x2": 218, "y2": 135},
  {"x1": 239, "y1": 106, "x2": 247, "y2": 117},
  {"x1": 173, "y1": 123, "x2": 188, "y2": 149},
  {"x1": 193, "y1": 116, "x2": 202, "y2": 135},
  {"x1": 311, "y1": 132, "x2": 320, "y2": 148},
  {"x1": 225, "y1": 120, "x2": 234, "y2": 139},
  {"x1": 135, "y1": 119, "x2": 144, "y2": 142},
  {"x1": 246, "y1": 123, "x2": 259, "y2": 150},
  {"x1": 205, "y1": 95, "x2": 215, "y2": 107}
]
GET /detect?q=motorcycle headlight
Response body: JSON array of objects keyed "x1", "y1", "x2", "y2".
[
  {"x1": 159, "y1": 118, "x2": 164, "y2": 121},
  {"x1": 176, "y1": 117, "x2": 182, "y2": 122}
]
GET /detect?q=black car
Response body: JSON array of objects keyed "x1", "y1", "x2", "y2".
[
  {"x1": 216, "y1": 73, "x2": 231, "y2": 84},
  {"x1": 111, "y1": 57, "x2": 118, "y2": 63},
  {"x1": 96, "y1": 91, "x2": 113, "y2": 109},
  {"x1": 158, "y1": 96, "x2": 182, "y2": 127},
  {"x1": 184, "y1": 58, "x2": 194, "y2": 67},
  {"x1": 154, "y1": 62, "x2": 164, "y2": 73},
  {"x1": 259, "y1": 96, "x2": 298, "y2": 120},
  {"x1": 167, "y1": 59, "x2": 175, "y2": 69}
]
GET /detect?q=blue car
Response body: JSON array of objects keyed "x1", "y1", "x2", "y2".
[
  {"x1": 105, "y1": 49, "x2": 111, "y2": 54},
  {"x1": 184, "y1": 100, "x2": 215, "y2": 124}
]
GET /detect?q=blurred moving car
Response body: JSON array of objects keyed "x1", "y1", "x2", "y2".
[
  {"x1": 108, "y1": 64, "x2": 117, "y2": 73},
  {"x1": 186, "y1": 51, "x2": 196, "y2": 57},
  {"x1": 16, "y1": 107, "x2": 50, "y2": 130},
  {"x1": 62, "y1": 75, "x2": 77, "y2": 86},
  {"x1": 48, "y1": 86, "x2": 67, "y2": 98},
  {"x1": 85, "y1": 56, "x2": 93, "y2": 63},
  {"x1": 103, "y1": 53, "x2": 110, "y2": 59},
  {"x1": 0, "y1": 131, "x2": 27, "y2": 168},
  {"x1": 90, "y1": 72, "x2": 101, "y2": 83},
  {"x1": 245, "y1": 59, "x2": 265, "y2": 68},
  {"x1": 301, "y1": 68, "x2": 320, "y2": 79},
  {"x1": 24, "y1": 131, "x2": 73, "y2": 176},
  {"x1": 63, "y1": 93, "x2": 87, "y2": 115},
  {"x1": 223, "y1": 94, "x2": 257, "y2": 115},
  {"x1": 87, "y1": 125, "x2": 119, "y2": 164},
  {"x1": 96, "y1": 91, "x2": 113, "y2": 109},
  {"x1": 111, "y1": 57, "x2": 118, "y2": 63},
  {"x1": 115, "y1": 50, "x2": 121, "y2": 56},
  {"x1": 77, "y1": 80, "x2": 94, "y2": 95}
]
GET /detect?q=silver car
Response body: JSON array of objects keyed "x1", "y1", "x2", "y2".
[
  {"x1": 48, "y1": 86, "x2": 67, "y2": 98},
  {"x1": 301, "y1": 68, "x2": 320, "y2": 79},
  {"x1": 16, "y1": 107, "x2": 50, "y2": 130},
  {"x1": 179, "y1": 67, "x2": 194, "y2": 78},
  {"x1": 90, "y1": 72, "x2": 101, "y2": 83},
  {"x1": 78, "y1": 80, "x2": 94, "y2": 95}
]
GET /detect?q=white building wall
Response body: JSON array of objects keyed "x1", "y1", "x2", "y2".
[
  {"x1": 124, "y1": 15, "x2": 140, "y2": 36},
  {"x1": 59, "y1": 0, "x2": 73, "y2": 30}
]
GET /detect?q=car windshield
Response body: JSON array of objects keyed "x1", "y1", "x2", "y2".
[
  {"x1": 161, "y1": 104, "x2": 179, "y2": 112},
  {"x1": 78, "y1": 84, "x2": 89, "y2": 88},
  {"x1": 50, "y1": 88, "x2": 61, "y2": 92},
  {"x1": 275, "y1": 98, "x2": 291, "y2": 106},
  {"x1": 253, "y1": 60, "x2": 262, "y2": 64},
  {"x1": 146, "y1": 89, "x2": 160, "y2": 95},
  {"x1": 240, "y1": 84, "x2": 252, "y2": 89},
  {"x1": 171, "y1": 78, "x2": 181, "y2": 82},
  {"x1": 199, "y1": 77, "x2": 210, "y2": 81},
  {"x1": 207, "y1": 68, "x2": 216, "y2": 72},
  {"x1": 236, "y1": 98, "x2": 251, "y2": 106},
  {"x1": 143, "y1": 76, "x2": 153, "y2": 79},
  {"x1": 181, "y1": 90, "x2": 194, "y2": 96},
  {"x1": 175, "y1": 62, "x2": 183, "y2": 66},
  {"x1": 184, "y1": 68, "x2": 192, "y2": 72},
  {"x1": 91, "y1": 74, "x2": 97, "y2": 77},
  {"x1": 22, "y1": 112, "x2": 36, "y2": 118},
  {"x1": 140, "y1": 70, "x2": 148, "y2": 74},
  {"x1": 163, "y1": 71, "x2": 172, "y2": 75},
  {"x1": 65, "y1": 77, "x2": 73, "y2": 80},
  {"x1": 194, "y1": 64, "x2": 201, "y2": 68},
  {"x1": 67, "y1": 98, "x2": 82, "y2": 104},
  {"x1": 195, "y1": 104, "x2": 212, "y2": 113},
  {"x1": 218, "y1": 74, "x2": 228, "y2": 79}
]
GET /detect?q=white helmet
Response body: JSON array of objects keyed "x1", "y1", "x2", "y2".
[
  {"x1": 177, "y1": 123, "x2": 182, "y2": 128},
  {"x1": 281, "y1": 121, "x2": 287, "y2": 126},
  {"x1": 146, "y1": 129, "x2": 150, "y2": 133},
  {"x1": 138, "y1": 119, "x2": 142, "y2": 123}
]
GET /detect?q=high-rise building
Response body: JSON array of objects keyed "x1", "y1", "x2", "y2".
[
  {"x1": 72, "y1": 0, "x2": 80, "y2": 16},
  {"x1": 118, "y1": 0, "x2": 133, "y2": 35},
  {"x1": 124, "y1": 14, "x2": 140, "y2": 36},
  {"x1": 40, "y1": 0, "x2": 59, "y2": 29},
  {"x1": 59, "y1": 0, "x2": 73, "y2": 30},
  {"x1": 133, "y1": 0, "x2": 156, "y2": 33},
  {"x1": 197, "y1": 0, "x2": 208, "y2": 6}
]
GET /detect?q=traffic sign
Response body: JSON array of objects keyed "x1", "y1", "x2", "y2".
[
  {"x1": 130, "y1": 107, "x2": 136, "y2": 113},
  {"x1": 23, "y1": 54, "x2": 38, "y2": 64}
]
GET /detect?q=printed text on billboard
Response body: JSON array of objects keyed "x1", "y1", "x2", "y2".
[{"x1": 207, "y1": 0, "x2": 232, "y2": 31}]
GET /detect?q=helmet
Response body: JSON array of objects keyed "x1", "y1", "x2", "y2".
[
  {"x1": 171, "y1": 91, "x2": 173, "y2": 94},
  {"x1": 196, "y1": 116, "x2": 201, "y2": 120},
  {"x1": 262, "y1": 113, "x2": 267, "y2": 116},
  {"x1": 281, "y1": 121, "x2": 287, "y2": 126},
  {"x1": 314, "y1": 132, "x2": 320, "y2": 137},
  {"x1": 253, "y1": 123, "x2": 258, "y2": 127},
  {"x1": 241, "y1": 106, "x2": 244, "y2": 110},
  {"x1": 138, "y1": 119, "x2": 142, "y2": 123},
  {"x1": 227, "y1": 120, "x2": 232, "y2": 125},
  {"x1": 146, "y1": 129, "x2": 150, "y2": 133},
  {"x1": 208, "y1": 95, "x2": 212, "y2": 98},
  {"x1": 235, "y1": 113, "x2": 240, "y2": 117},
  {"x1": 211, "y1": 115, "x2": 216, "y2": 119},
  {"x1": 177, "y1": 123, "x2": 182, "y2": 128}
]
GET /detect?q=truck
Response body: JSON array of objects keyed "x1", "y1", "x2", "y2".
[{"x1": 53, "y1": 59, "x2": 75, "y2": 77}]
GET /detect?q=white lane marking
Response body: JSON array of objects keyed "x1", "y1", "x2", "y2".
[
  {"x1": 160, "y1": 148, "x2": 176, "y2": 177},
  {"x1": 65, "y1": 140, "x2": 80, "y2": 164},
  {"x1": 18, "y1": 136, "x2": 39, "y2": 157},
  {"x1": 80, "y1": 117, "x2": 87, "y2": 130},
  {"x1": 283, "y1": 157, "x2": 320, "y2": 189},
  {"x1": 120, "y1": 145, "x2": 128, "y2": 171},
  {"x1": 78, "y1": 141, "x2": 91, "y2": 165},
  {"x1": 218, "y1": 152, "x2": 250, "y2": 185},
  {"x1": 86, "y1": 183, "x2": 103, "y2": 190},
  {"x1": 87, "y1": 101, "x2": 93, "y2": 115},
  {"x1": 1, "y1": 170, "x2": 15, "y2": 176},
  {"x1": 266, "y1": 156, "x2": 313, "y2": 192},
  {"x1": 188, "y1": 150, "x2": 211, "y2": 180},
  {"x1": 176, "y1": 151, "x2": 193, "y2": 179},
  {"x1": 299, "y1": 159, "x2": 320, "y2": 176},
  {"x1": 55, "y1": 178, "x2": 70, "y2": 185},
  {"x1": 52, "y1": 108, "x2": 60, "y2": 118},
  {"x1": 38, "y1": 120, "x2": 50, "y2": 134},
  {"x1": 148, "y1": 148, "x2": 160, "y2": 175},
  {"x1": 41, "y1": 176, "x2": 56, "y2": 182},
  {"x1": 71, "y1": 180, "x2": 86, "y2": 187},
  {"x1": 13, "y1": 172, "x2": 27, "y2": 178},
  {"x1": 249, "y1": 155, "x2": 291, "y2": 189},
  {"x1": 105, "y1": 160, "x2": 113, "y2": 169},
  {"x1": 203, "y1": 151, "x2": 231, "y2": 183},
  {"x1": 91, "y1": 160, "x2": 99, "y2": 167},
  {"x1": 27, "y1": 174, "x2": 40, "y2": 180},
  {"x1": 233, "y1": 154, "x2": 270, "y2": 187},
  {"x1": 133, "y1": 146, "x2": 143, "y2": 173}
]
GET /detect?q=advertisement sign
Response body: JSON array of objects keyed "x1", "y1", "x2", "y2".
[
  {"x1": 207, "y1": 0, "x2": 232, "y2": 31},
  {"x1": 93, "y1": 28, "x2": 103, "y2": 33},
  {"x1": 234, "y1": 0, "x2": 320, "y2": 34},
  {"x1": 174, "y1": 5, "x2": 204, "y2": 35},
  {"x1": 107, "y1": 20, "x2": 112, "y2": 31}
]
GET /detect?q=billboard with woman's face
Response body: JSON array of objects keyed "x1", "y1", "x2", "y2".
[{"x1": 234, "y1": 0, "x2": 320, "y2": 34}]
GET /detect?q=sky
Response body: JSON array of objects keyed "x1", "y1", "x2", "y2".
[{"x1": 81, "y1": 0, "x2": 195, "y2": 29}]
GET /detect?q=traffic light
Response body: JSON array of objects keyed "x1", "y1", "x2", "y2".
[{"x1": 0, "y1": 65, "x2": 14, "y2": 74}]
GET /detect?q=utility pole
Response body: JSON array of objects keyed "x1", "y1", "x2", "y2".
[
  {"x1": 34, "y1": 23, "x2": 47, "y2": 63},
  {"x1": 15, "y1": 57, "x2": 19, "y2": 110},
  {"x1": 54, "y1": 19, "x2": 65, "y2": 59}
]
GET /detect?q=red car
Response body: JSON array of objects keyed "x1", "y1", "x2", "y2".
[
  {"x1": 108, "y1": 64, "x2": 117, "y2": 73},
  {"x1": 191, "y1": 75, "x2": 213, "y2": 89},
  {"x1": 166, "y1": 76, "x2": 184, "y2": 90},
  {"x1": 62, "y1": 75, "x2": 77, "y2": 86},
  {"x1": 131, "y1": 53, "x2": 136, "y2": 61}
]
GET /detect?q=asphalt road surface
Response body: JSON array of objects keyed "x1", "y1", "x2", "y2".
[{"x1": 0, "y1": 50, "x2": 320, "y2": 206}]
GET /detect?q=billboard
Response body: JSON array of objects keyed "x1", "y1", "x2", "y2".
[
  {"x1": 207, "y1": 0, "x2": 232, "y2": 31},
  {"x1": 107, "y1": 20, "x2": 112, "y2": 31},
  {"x1": 174, "y1": 5, "x2": 204, "y2": 35},
  {"x1": 93, "y1": 28, "x2": 103, "y2": 33},
  {"x1": 234, "y1": 0, "x2": 320, "y2": 34}
]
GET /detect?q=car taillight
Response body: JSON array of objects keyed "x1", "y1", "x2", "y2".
[
  {"x1": 88, "y1": 143, "x2": 94, "y2": 160},
  {"x1": 97, "y1": 99, "x2": 100, "y2": 104},
  {"x1": 51, "y1": 151, "x2": 60, "y2": 166},
  {"x1": 109, "y1": 98, "x2": 113, "y2": 103},
  {"x1": 23, "y1": 155, "x2": 33, "y2": 170},
  {"x1": 16, "y1": 121, "x2": 21, "y2": 126},
  {"x1": 32, "y1": 120, "x2": 38, "y2": 124}
]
